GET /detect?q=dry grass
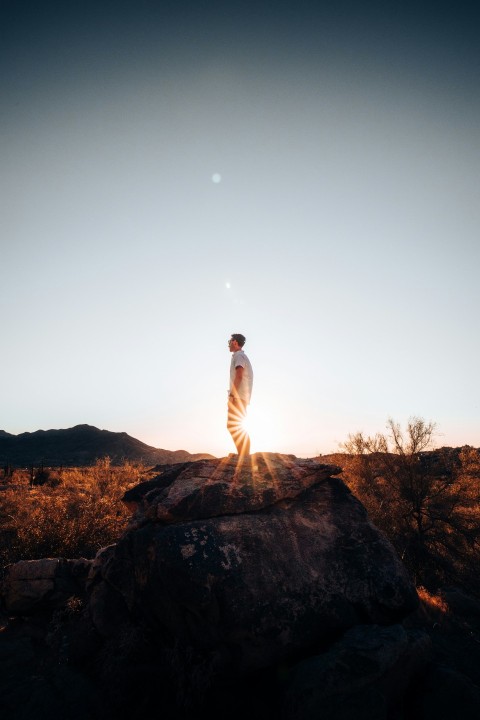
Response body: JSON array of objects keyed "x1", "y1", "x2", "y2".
[{"x1": 0, "y1": 458, "x2": 151, "y2": 570}]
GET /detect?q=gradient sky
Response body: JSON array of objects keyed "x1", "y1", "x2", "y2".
[{"x1": 1, "y1": 0, "x2": 479, "y2": 457}]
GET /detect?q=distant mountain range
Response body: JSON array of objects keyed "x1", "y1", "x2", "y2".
[{"x1": 0, "y1": 425, "x2": 215, "y2": 467}]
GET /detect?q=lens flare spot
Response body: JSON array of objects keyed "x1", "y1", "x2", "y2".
[{"x1": 212, "y1": 173, "x2": 222, "y2": 183}]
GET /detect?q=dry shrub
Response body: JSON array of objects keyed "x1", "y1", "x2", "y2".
[
  {"x1": 0, "y1": 458, "x2": 149, "y2": 568},
  {"x1": 417, "y1": 586, "x2": 449, "y2": 615},
  {"x1": 340, "y1": 421, "x2": 480, "y2": 595}
]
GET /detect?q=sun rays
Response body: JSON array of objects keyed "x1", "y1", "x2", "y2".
[{"x1": 240, "y1": 404, "x2": 282, "y2": 455}]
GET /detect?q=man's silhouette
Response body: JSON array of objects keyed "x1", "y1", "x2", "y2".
[{"x1": 227, "y1": 333, "x2": 253, "y2": 457}]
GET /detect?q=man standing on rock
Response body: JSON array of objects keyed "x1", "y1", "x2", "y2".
[{"x1": 227, "y1": 333, "x2": 253, "y2": 457}]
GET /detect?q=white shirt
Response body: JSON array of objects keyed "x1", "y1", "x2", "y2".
[{"x1": 229, "y1": 350, "x2": 254, "y2": 404}]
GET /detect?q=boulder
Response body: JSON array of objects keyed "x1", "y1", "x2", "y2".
[
  {"x1": 122, "y1": 453, "x2": 343, "y2": 525},
  {"x1": 88, "y1": 453, "x2": 418, "y2": 677},
  {"x1": 281, "y1": 624, "x2": 432, "y2": 720},
  {"x1": 2, "y1": 557, "x2": 92, "y2": 615},
  {"x1": 414, "y1": 665, "x2": 480, "y2": 720}
]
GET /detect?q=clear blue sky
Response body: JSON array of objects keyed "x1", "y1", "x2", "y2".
[{"x1": 1, "y1": 1, "x2": 479, "y2": 456}]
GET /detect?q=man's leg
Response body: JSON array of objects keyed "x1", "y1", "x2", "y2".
[
  {"x1": 227, "y1": 399, "x2": 250, "y2": 457},
  {"x1": 238, "y1": 401, "x2": 250, "y2": 456}
]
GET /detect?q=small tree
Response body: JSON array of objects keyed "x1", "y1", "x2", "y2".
[{"x1": 341, "y1": 418, "x2": 480, "y2": 593}]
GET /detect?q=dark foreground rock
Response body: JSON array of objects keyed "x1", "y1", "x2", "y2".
[
  {"x1": 282, "y1": 624, "x2": 432, "y2": 720},
  {"x1": 415, "y1": 665, "x2": 480, "y2": 720},
  {"x1": 2, "y1": 453, "x2": 478, "y2": 719},
  {"x1": 2, "y1": 558, "x2": 92, "y2": 615},
  {"x1": 89, "y1": 453, "x2": 417, "y2": 678}
]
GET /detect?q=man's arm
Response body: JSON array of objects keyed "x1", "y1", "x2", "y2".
[{"x1": 230, "y1": 365, "x2": 244, "y2": 400}]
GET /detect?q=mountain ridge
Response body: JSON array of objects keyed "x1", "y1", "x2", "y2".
[{"x1": 0, "y1": 424, "x2": 215, "y2": 467}]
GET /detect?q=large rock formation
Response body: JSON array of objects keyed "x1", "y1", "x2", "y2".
[
  {"x1": 2, "y1": 453, "x2": 441, "y2": 719},
  {"x1": 88, "y1": 453, "x2": 418, "y2": 677}
]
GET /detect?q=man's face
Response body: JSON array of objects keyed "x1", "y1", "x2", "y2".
[{"x1": 228, "y1": 338, "x2": 240, "y2": 352}]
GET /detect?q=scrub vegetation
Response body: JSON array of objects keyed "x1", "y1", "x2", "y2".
[
  {"x1": 0, "y1": 457, "x2": 147, "y2": 571},
  {"x1": 339, "y1": 417, "x2": 480, "y2": 596}
]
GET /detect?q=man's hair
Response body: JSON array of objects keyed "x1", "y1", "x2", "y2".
[{"x1": 231, "y1": 333, "x2": 246, "y2": 347}]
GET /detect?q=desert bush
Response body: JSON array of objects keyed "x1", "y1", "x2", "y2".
[
  {"x1": 0, "y1": 458, "x2": 149, "y2": 569},
  {"x1": 31, "y1": 465, "x2": 51, "y2": 486},
  {"x1": 340, "y1": 418, "x2": 480, "y2": 595}
]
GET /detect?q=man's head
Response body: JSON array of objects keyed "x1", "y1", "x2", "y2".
[{"x1": 228, "y1": 333, "x2": 246, "y2": 352}]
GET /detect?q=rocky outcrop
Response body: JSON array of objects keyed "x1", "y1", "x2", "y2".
[
  {"x1": 123, "y1": 453, "x2": 344, "y2": 524},
  {"x1": 88, "y1": 453, "x2": 418, "y2": 679},
  {"x1": 2, "y1": 452, "x2": 446, "y2": 719},
  {"x1": 2, "y1": 558, "x2": 92, "y2": 615}
]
